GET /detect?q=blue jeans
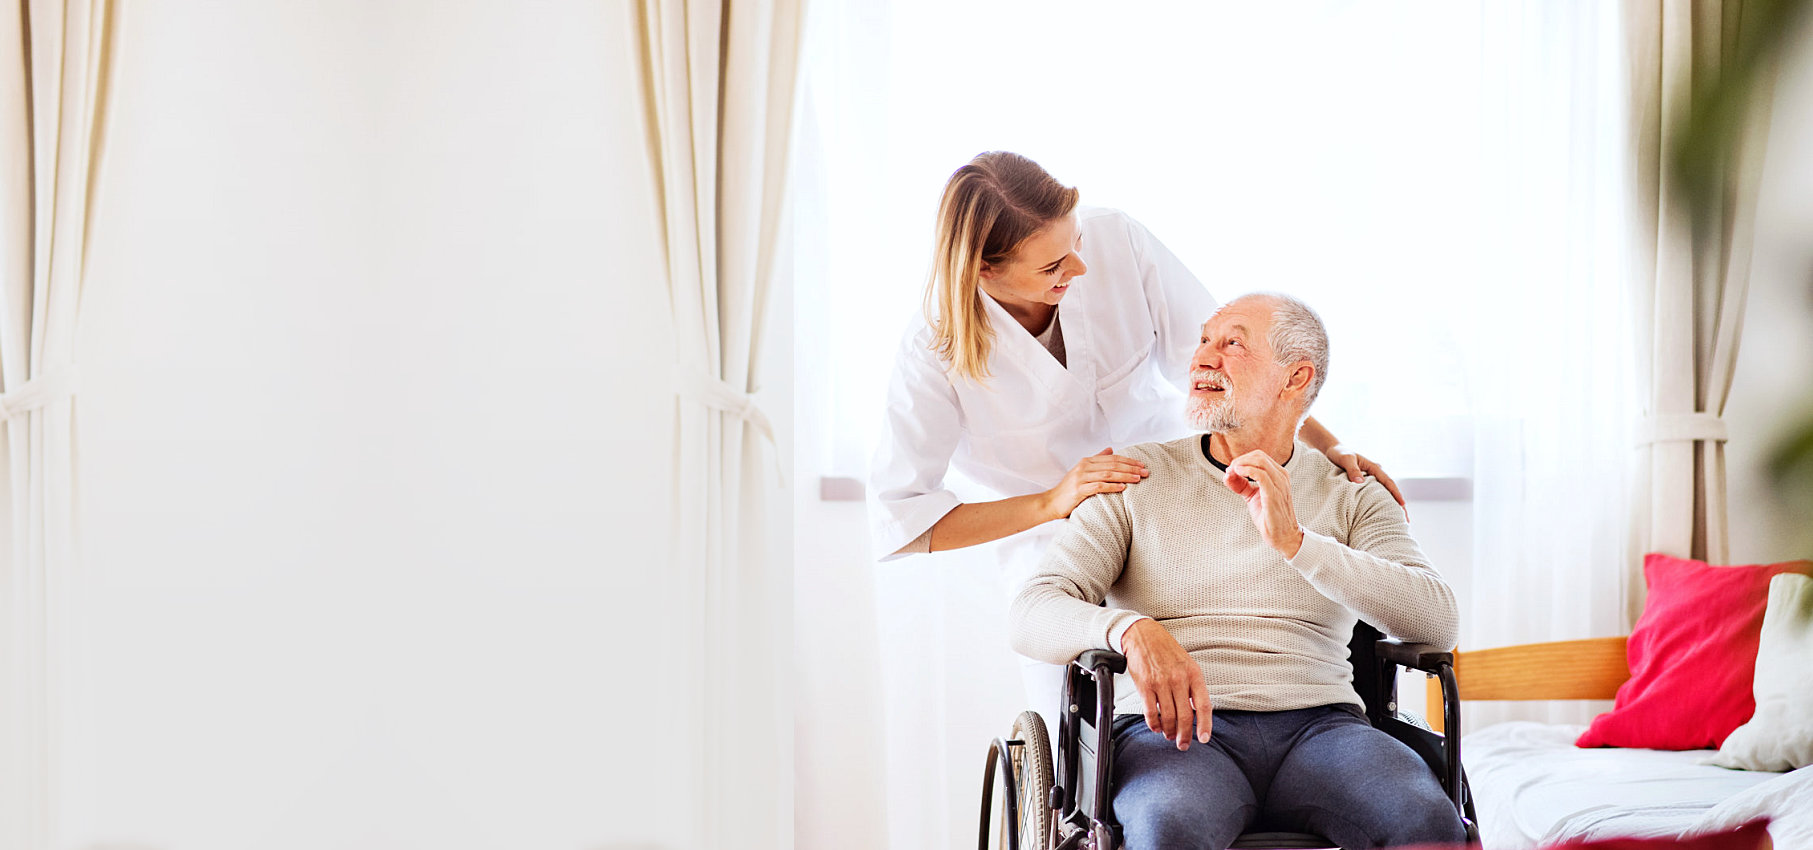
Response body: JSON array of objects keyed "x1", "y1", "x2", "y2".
[{"x1": 1110, "y1": 705, "x2": 1466, "y2": 850}]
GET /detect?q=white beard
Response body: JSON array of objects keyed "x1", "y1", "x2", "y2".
[{"x1": 1186, "y1": 387, "x2": 1240, "y2": 432}]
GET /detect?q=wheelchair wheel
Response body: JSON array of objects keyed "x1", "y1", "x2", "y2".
[
  {"x1": 1009, "y1": 711, "x2": 1054, "y2": 850},
  {"x1": 979, "y1": 711, "x2": 1056, "y2": 850}
]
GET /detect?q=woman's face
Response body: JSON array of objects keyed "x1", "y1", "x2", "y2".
[{"x1": 978, "y1": 215, "x2": 1087, "y2": 314}]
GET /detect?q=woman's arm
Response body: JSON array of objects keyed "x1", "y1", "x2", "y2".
[
  {"x1": 925, "y1": 496, "x2": 1061, "y2": 551},
  {"x1": 926, "y1": 448, "x2": 1149, "y2": 551},
  {"x1": 1298, "y1": 416, "x2": 1407, "y2": 508}
]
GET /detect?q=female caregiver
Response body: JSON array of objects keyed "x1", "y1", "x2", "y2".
[{"x1": 868, "y1": 151, "x2": 1402, "y2": 701}]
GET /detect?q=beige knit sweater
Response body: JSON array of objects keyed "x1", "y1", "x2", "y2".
[{"x1": 1008, "y1": 436, "x2": 1459, "y2": 715}]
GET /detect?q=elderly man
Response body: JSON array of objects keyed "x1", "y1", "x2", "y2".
[{"x1": 1009, "y1": 293, "x2": 1467, "y2": 850}]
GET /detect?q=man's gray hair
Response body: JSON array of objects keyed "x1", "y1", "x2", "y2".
[{"x1": 1251, "y1": 292, "x2": 1329, "y2": 412}]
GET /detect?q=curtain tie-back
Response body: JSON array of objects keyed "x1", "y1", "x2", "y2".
[
  {"x1": 0, "y1": 367, "x2": 80, "y2": 421},
  {"x1": 1636, "y1": 412, "x2": 1728, "y2": 446},
  {"x1": 675, "y1": 364, "x2": 785, "y2": 484},
  {"x1": 675, "y1": 364, "x2": 778, "y2": 448}
]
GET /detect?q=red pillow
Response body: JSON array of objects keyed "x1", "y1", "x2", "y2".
[{"x1": 1576, "y1": 553, "x2": 1813, "y2": 750}]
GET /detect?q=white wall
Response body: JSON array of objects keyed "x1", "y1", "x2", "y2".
[{"x1": 69, "y1": 2, "x2": 688, "y2": 848}]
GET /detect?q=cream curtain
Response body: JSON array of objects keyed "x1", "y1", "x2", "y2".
[
  {"x1": 636, "y1": 1, "x2": 803, "y2": 847},
  {"x1": 1627, "y1": 0, "x2": 1777, "y2": 615},
  {"x1": 1464, "y1": 0, "x2": 1634, "y2": 729},
  {"x1": 0, "y1": 1, "x2": 121, "y2": 848}
]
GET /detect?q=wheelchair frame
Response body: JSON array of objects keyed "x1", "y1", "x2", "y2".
[{"x1": 982, "y1": 622, "x2": 1480, "y2": 850}]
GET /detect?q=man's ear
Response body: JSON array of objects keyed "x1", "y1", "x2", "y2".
[{"x1": 1284, "y1": 362, "x2": 1315, "y2": 396}]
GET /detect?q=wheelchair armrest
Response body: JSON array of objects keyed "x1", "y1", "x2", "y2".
[
  {"x1": 1374, "y1": 639, "x2": 1453, "y2": 673},
  {"x1": 1073, "y1": 649, "x2": 1127, "y2": 676}
]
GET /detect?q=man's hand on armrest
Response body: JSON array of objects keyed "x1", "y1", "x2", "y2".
[{"x1": 1121, "y1": 618, "x2": 1213, "y2": 751}]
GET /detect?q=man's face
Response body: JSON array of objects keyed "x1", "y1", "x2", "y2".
[{"x1": 1185, "y1": 299, "x2": 1288, "y2": 433}]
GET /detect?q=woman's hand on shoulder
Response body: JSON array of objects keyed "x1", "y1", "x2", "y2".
[
  {"x1": 1041, "y1": 447, "x2": 1149, "y2": 521},
  {"x1": 1320, "y1": 444, "x2": 1406, "y2": 510}
]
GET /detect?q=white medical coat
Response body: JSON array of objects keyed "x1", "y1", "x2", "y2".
[{"x1": 868, "y1": 208, "x2": 1218, "y2": 583}]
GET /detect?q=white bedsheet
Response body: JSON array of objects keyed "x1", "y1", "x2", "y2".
[
  {"x1": 1686, "y1": 762, "x2": 1813, "y2": 850},
  {"x1": 1464, "y1": 721, "x2": 1783, "y2": 850}
]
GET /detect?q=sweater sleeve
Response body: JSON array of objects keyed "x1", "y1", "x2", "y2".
[
  {"x1": 1007, "y1": 489, "x2": 1148, "y2": 664},
  {"x1": 1285, "y1": 482, "x2": 1460, "y2": 650}
]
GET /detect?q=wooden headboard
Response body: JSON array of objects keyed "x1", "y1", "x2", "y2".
[{"x1": 1425, "y1": 637, "x2": 1630, "y2": 733}]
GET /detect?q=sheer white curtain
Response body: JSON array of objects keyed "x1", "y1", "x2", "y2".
[
  {"x1": 0, "y1": 3, "x2": 121, "y2": 848},
  {"x1": 794, "y1": 1, "x2": 1636, "y2": 846},
  {"x1": 1462, "y1": 0, "x2": 1635, "y2": 729},
  {"x1": 637, "y1": 2, "x2": 802, "y2": 848}
]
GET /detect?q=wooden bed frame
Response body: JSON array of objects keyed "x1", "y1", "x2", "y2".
[{"x1": 1425, "y1": 637, "x2": 1631, "y2": 734}]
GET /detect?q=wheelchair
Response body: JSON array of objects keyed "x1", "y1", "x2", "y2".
[{"x1": 979, "y1": 622, "x2": 1480, "y2": 850}]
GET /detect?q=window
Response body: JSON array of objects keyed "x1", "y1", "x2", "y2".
[{"x1": 795, "y1": 1, "x2": 1486, "y2": 486}]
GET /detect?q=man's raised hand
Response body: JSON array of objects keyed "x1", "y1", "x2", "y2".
[{"x1": 1224, "y1": 450, "x2": 1305, "y2": 558}]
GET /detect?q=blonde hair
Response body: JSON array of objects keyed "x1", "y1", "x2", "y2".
[{"x1": 923, "y1": 152, "x2": 1079, "y2": 382}]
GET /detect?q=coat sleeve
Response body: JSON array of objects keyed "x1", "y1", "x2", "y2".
[
  {"x1": 867, "y1": 332, "x2": 965, "y2": 561},
  {"x1": 1285, "y1": 483, "x2": 1460, "y2": 650},
  {"x1": 1126, "y1": 213, "x2": 1217, "y2": 393}
]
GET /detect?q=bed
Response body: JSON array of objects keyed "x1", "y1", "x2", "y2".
[{"x1": 1433, "y1": 636, "x2": 1813, "y2": 850}]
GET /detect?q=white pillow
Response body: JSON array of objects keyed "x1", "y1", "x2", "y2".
[{"x1": 1708, "y1": 572, "x2": 1813, "y2": 771}]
